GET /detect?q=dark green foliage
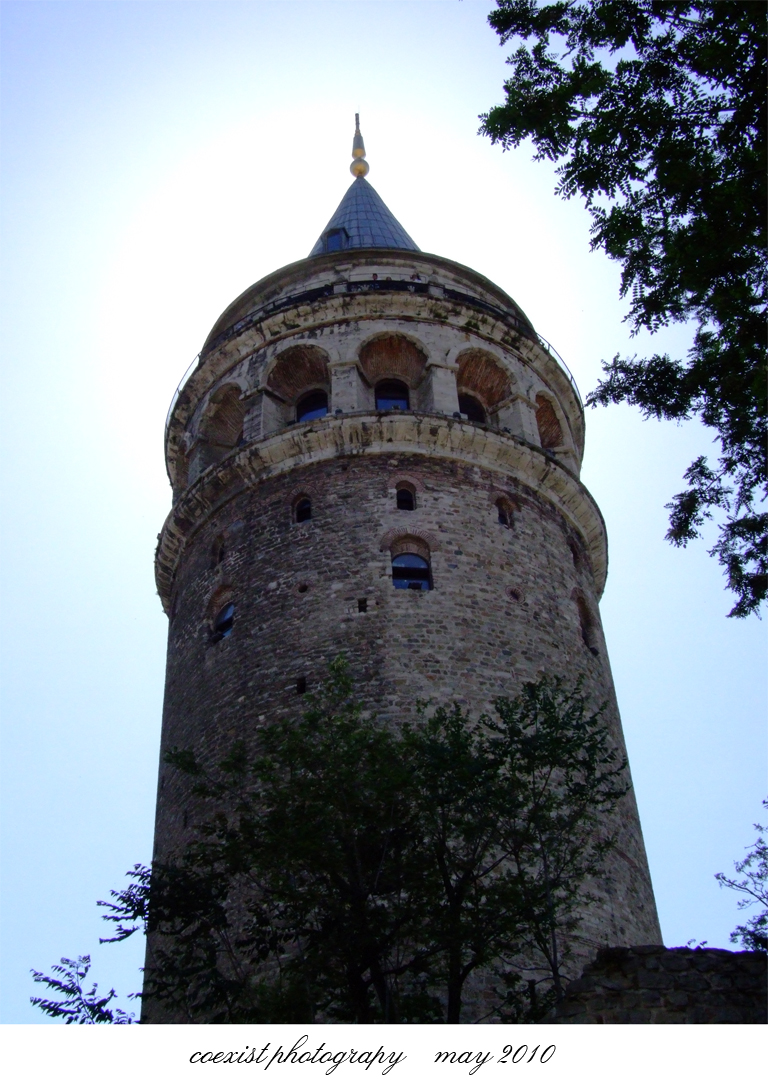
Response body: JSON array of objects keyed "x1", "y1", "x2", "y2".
[
  {"x1": 31, "y1": 665, "x2": 629, "y2": 1023},
  {"x1": 151, "y1": 660, "x2": 442, "y2": 1022},
  {"x1": 130, "y1": 661, "x2": 628, "y2": 1022},
  {"x1": 30, "y1": 955, "x2": 134, "y2": 1024},
  {"x1": 716, "y1": 799, "x2": 768, "y2": 953},
  {"x1": 401, "y1": 681, "x2": 629, "y2": 1020},
  {"x1": 99, "y1": 863, "x2": 151, "y2": 943},
  {"x1": 482, "y1": 1, "x2": 767, "y2": 616}
]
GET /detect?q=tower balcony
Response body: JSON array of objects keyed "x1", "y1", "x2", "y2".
[{"x1": 164, "y1": 251, "x2": 585, "y2": 511}]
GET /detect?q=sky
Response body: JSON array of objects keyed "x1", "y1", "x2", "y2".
[{"x1": 0, "y1": 0, "x2": 765, "y2": 1025}]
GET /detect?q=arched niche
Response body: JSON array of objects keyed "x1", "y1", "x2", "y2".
[
  {"x1": 358, "y1": 334, "x2": 427, "y2": 390},
  {"x1": 456, "y1": 349, "x2": 512, "y2": 420},
  {"x1": 535, "y1": 394, "x2": 564, "y2": 449},
  {"x1": 199, "y1": 384, "x2": 245, "y2": 453},
  {"x1": 266, "y1": 345, "x2": 331, "y2": 405}
]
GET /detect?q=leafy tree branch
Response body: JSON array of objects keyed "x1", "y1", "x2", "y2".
[
  {"x1": 481, "y1": 0, "x2": 767, "y2": 616},
  {"x1": 716, "y1": 799, "x2": 768, "y2": 953}
]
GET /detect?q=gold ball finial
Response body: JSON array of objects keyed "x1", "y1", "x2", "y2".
[{"x1": 351, "y1": 113, "x2": 369, "y2": 177}]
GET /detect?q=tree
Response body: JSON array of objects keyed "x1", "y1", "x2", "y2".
[
  {"x1": 30, "y1": 665, "x2": 630, "y2": 1024},
  {"x1": 110, "y1": 662, "x2": 628, "y2": 1023},
  {"x1": 481, "y1": 1, "x2": 767, "y2": 617},
  {"x1": 151, "y1": 661, "x2": 434, "y2": 1023},
  {"x1": 715, "y1": 799, "x2": 768, "y2": 952},
  {"x1": 399, "y1": 682, "x2": 629, "y2": 1020},
  {"x1": 30, "y1": 955, "x2": 134, "y2": 1024}
]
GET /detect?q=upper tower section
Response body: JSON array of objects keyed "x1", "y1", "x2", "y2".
[
  {"x1": 159, "y1": 119, "x2": 597, "y2": 608},
  {"x1": 309, "y1": 115, "x2": 419, "y2": 256},
  {"x1": 308, "y1": 175, "x2": 419, "y2": 256}
]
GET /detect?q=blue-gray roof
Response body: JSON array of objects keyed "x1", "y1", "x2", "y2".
[{"x1": 309, "y1": 177, "x2": 419, "y2": 257}]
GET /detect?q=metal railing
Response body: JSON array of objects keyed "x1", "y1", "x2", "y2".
[
  {"x1": 165, "y1": 353, "x2": 201, "y2": 436},
  {"x1": 536, "y1": 334, "x2": 582, "y2": 408}
]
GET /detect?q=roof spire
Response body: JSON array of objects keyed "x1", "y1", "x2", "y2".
[{"x1": 350, "y1": 114, "x2": 369, "y2": 178}]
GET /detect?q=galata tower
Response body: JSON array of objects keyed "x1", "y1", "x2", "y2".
[{"x1": 149, "y1": 117, "x2": 661, "y2": 1018}]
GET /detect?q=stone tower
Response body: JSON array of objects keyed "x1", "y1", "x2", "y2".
[{"x1": 150, "y1": 119, "x2": 661, "y2": 1017}]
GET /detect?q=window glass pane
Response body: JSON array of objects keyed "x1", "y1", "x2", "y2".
[
  {"x1": 392, "y1": 554, "x2": 428, "y2": 568},
  {"x1": 214, "y1": 603, "x2": 235, "y2": 639},
  {"x1": 392, "y1": 553, "x2": 431, "y2": 590},
  {"x1": 396, "y1": 488, "x2": 415, "y2": 510},
  {"x1": 376, "y1": 380, "x2": 410, "y2": 411},
  {"x1": 324, "y1": 230, "x2": 346, "y2": 252},
  {"x1": 296, "y1": 391, "x2": 328, "y2": 422}
]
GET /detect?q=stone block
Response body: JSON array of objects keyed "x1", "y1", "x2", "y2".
[{"x1": 665, "y1": 990, "x2": 690, "y2": 1010}]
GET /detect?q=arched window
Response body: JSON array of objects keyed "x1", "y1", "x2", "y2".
[
  {"x1": 496, "y1": 498, "x2": 514, "y2": 528},
  {"x1": 359, "y1": 335, "x2": 427, "y2": 390},
  {"x1": 295, "y1": 497, "x2": 312, "y2": 523},
  {"x1": 392, "y1": 553, "x2": 431, "y2": 591},
  {"x1": 535, "y1": 395, "x2": 563, "y2": 449},
  {"x1": 456, "y1": 349, "x2": 513, "y2": 420},
  {"x1": 396, "y1": 483, "x2": 416, "y2": 511},
  {"x1": 375, "y1": 379, "x2": 410, "y2": 412},
  {"x1": 198, "y1": 385, "x2": 246, "y2": 466},
  {"x1": 459, "y1": 393, "x2": 486, "y2": 424},
  {"x1": 211, "y1": 602, "x2": 235, "y2": 642},
  {"x1": 296, "y1": 390, "x2": 329, "y2": 423}
]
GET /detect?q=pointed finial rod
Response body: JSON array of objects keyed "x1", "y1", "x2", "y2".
[{"x1": 350, "y1": 113, "x2": 369, "y2": 178}]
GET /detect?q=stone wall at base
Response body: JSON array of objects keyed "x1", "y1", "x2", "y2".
[{"x1": 553, "y1": 946, "x2": 767, "y2": 1023}]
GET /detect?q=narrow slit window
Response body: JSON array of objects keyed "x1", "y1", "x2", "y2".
[
  {"x1": 295, "y1": 498, "x2": 312, "y2": 523},
  {"x1": 576, "y1": 596, "x2": 599, "y2": 656},
  {"x1": 212, "y1": 534, "x2": 226, "y2": 566},
  {"x1": 392, "y1": 553, "x2": 431, "y2": 591},
  {"x1": 212, "y1": 603, "x2": 235, "y2": 642},
  {"x1": 396, "y1": 485, "x2": 416, "y2": 510},
  {"x1": 496, "y1": 499, "x2": 513, "y2": 527}
]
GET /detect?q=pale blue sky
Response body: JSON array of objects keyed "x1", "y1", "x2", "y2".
[{"x1": 1, "y1": 1, "x2": 765, "y2": 1023}]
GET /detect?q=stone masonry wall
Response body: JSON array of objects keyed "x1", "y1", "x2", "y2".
[
  {"x1": 553, "y1": 946, "x2": 768, "y2": 1023},
  {"x1": 152, "y1": 449, "x2": 660, "y2": 998}
]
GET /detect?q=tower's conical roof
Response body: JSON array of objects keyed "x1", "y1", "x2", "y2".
[
  {"x1": 309, "y1": 176, "x2": 419, "y2": 257},
  {"x1": 309, "y1": 117, "x2": 419, "y2": 257}
]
